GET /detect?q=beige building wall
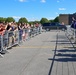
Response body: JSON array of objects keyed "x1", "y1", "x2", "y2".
[{"x1": 59, "y1": 14, "x2": 69, "y2": 25}]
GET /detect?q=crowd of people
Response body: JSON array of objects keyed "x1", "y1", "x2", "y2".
[
  {"x1": 0, "y1": 22, "x2": 42, "y2": 35},
  {"x1": 0, "y1": 22, "x2": 42, "y2": 49}
]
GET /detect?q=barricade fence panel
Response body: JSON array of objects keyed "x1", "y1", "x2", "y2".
[
  {"x1": 0, "y1": 27, "x2": 42, "y2": 54},
  {"x1": 66, "y1": 25, "x2": 76, "y2": 42},
  {"x1": 0, "y1": 35, "x2": 3, "y2": 52}
]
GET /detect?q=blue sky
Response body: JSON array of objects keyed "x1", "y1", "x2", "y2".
[{"x1": 0, "y1": 0, "x2": 76, "y2": 21}]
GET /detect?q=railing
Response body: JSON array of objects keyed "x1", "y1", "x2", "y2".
[
  {"x1": 0, "y1": 27, "x2": 42, "y2": 55},
  {"x1": 65, "y1": 25, "x2": 76, "y2": 43}
]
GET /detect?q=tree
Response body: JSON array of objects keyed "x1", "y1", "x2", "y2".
[
  {"x1": 34, "y1": 20, "x2": 40, "y2": 24},
  {"x1": 53, "y1": 16, "x2": 59, "y2": 22},
  {"x1": 0, "y1": 17, "x2": 6, "y2": 23},
  {"x1": 73, "y1": 12, "x2": 76, "y2": 15},
  {"x1": 49, "y1": 19, "x2": 54, "y2": 23},
  {"x1": 18, "y1": 17, "x2": 28, "y2": 23},
  {"x1": 29, "y1": 20, "x2": 40, "y2": 25},
  {"x1": 40, "y1": 18, "x2": 49, "y2": 24},
  {"x1": 5, "y1": 17, "x2": 15, "y2": 23}
]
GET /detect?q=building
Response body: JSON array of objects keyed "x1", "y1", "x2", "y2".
[{"x1": 59, "y1": 13, "x2": 76, "y2": 25}]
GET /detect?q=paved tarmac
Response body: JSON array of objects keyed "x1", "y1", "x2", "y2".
[{"x1": 0, "y1": 30, "x2": 76, "y2": 75}]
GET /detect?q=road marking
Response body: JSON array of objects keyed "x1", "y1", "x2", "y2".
[
  {"x1": 15, "y1": 45, "x2": 66, "y2": 49},
  {"x1": 15, "y1": 46, "x2": 54, "y2": 48}
]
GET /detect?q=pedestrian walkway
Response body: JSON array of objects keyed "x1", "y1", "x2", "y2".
[{"x1": 0, "y1": 30, "x2": 76, "y2": 75}]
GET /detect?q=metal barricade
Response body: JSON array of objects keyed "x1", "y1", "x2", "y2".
[
  {"x1": 12, "y1": 30, "x2": 19, "y2": 46},
  {"x1": 66, "y1": 25, "x2": 76, "y2": 43},
  {"x1": 30, "y1": 28, "x2": 35, "y2": 37},
  {"x1": 0, "y1": 35, "x2": 3, "y2": 53},
  {"x1": 2, "y1": 31, "x2": 8, "y2": 50},
  {"x1": 0, "y1": 27, "x2": 42, "y2": 55},
  {"x1": 0, "y1": 31, "x2": 8, "y2": 54}
]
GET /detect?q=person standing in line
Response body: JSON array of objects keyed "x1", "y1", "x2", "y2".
[
  {"x1": 71, "y1": 17, "x2": 76, "y2": 29},
  {"x1": 70, "y1": 17, "x2": 76, "y2": 42}
]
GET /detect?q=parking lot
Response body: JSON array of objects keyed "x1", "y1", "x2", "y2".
[{"x1": 0, "y1": 30, "x2": 76, "y2": 75}]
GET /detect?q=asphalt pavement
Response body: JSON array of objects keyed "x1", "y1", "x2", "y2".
[{"x1": 0, "y1": 30, "x2": 76, "y2": 75}]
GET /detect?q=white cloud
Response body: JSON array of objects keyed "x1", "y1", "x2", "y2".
[
  {"x1": 32, "y1": 0, "x2": 36, "y2": 1},
  {"x1": 57, "y1": 0, "x2": 64, "y2": 3},
  {"x1": 57, "y1": 0, "x2": 60, "y2": 3},
  {"x1": 13, "y1": 16, "x2": 21, "y2": 22},
  {"x1": 27, "y1": 17, "x2": 40, "y2": 21},
  {"x1": 41, "y1": 0, "x2": 46, "y2": 3},
  {"x1": 59, "y1": 8, "x2": 66, "y2": 10},
  {"x1": 56, "y1": 12, "x2": 59, "y2": 15},
  {"x1": 19, "y1": 0, "x2": 27, "y2": 2},
  {"x1": 13, "y1": 16, "x2": 21, "y2": 19},
  {"x1": 48, "y1": 17, "x2": 55, "y2": 20}
]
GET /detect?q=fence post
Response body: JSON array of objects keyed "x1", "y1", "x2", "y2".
[{"x1": 74, "y1": 29, "x2": 76, "y2": 43}]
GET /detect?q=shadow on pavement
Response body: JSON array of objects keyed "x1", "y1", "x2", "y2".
[
  {"x1": 51, "y1": 40, "x2": 69, "y2": 43},
  {"x1": 48, "y1": 48, "x2": 76, "y2": 75},
  {"x1": 48, "y1": 55, "x2": 76, "y2": 62},
  {"x1": 53, "y1": 49, "x2": 76, "y2": 52}
]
